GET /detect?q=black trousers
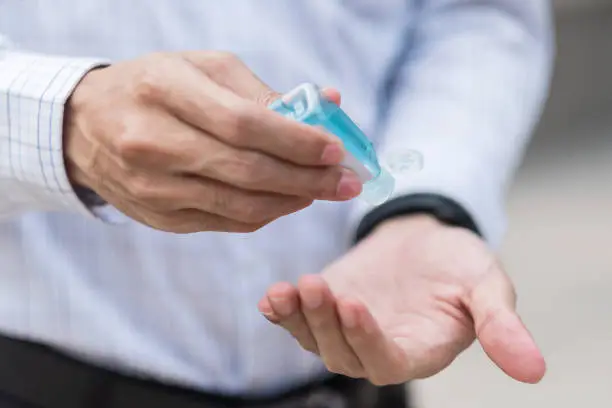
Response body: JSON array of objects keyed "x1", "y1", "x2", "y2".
[
  {"x1": 0, "y1": 334, "x2": 409, "y2": 408},
  {"x1": 0, "y1": 393, "x2": 31, "y2": 408}
]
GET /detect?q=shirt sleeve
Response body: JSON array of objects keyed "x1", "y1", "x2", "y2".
[
  {"x1": 349, "y1": 0, "x2": 555, "y2": 249},
  {"x1": 0, "y1": 35, "x2": 109, "y2": 220}
]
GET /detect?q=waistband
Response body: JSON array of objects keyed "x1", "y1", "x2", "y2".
[{"x1": 0, "y1": 334, "x2": 407, "y2": 408}]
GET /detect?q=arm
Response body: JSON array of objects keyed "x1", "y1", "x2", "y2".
[
  {"x1": 351, "y1": 0, "x2": 555, "y2": 248},
  {"x1": 0, "y1": 35, "x2": 108, "y2": 219},
  {"x1": 260, "y1": 0, "x2": 556, "y2": 385},
  {"x1": 260, "y1": 2, "x2": 555, "y2": 384},
  {"x1": 1, "y1": 38, "x2": 359, "y2": 230}
]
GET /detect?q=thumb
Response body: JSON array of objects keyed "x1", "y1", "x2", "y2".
[
  {"x1": 465, "y1": 262, "x2": 546, "y2": 384},
  {"x1": 181, "y1": 51, "x2": 281, "y2": 105},
  {"x1": 321, "y1": 87, "x2": 342, "y2": 106}
]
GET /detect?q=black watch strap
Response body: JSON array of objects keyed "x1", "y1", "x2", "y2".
[
  {"x1": 354, "y1": 193, "x2": 481, "y2": 243},
  {"x1": 74, "y1": 186, "x2": 107, "y2": 208}
]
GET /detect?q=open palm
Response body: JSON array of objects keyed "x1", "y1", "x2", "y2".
[{"x1": 259, "y1": 215, "x2": 546, "y2": 385}]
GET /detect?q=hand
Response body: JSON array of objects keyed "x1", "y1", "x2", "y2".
[
  {"x1": 64, "y1": 51, "x2": 361, "y2": 233},
  {"x1": 258, "y1": 214, "x2": 546, "y2": 385}
]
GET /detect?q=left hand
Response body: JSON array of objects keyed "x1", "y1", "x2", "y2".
[{"x1": 258, "y1": 214, "x2": 546, "y2": 385}]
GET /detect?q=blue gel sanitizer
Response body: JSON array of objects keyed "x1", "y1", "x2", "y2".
[{"x1": 269, "y1": 83, "x2": 395, "y2": 205}]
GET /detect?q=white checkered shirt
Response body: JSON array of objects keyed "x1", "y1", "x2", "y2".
[{"x1": 0, "y1": 0, "x2": 553, "y2": 396}]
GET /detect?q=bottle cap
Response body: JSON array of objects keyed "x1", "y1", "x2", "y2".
[{"x1": 360, "y1": 167, "x2": 395, "y2": 206}]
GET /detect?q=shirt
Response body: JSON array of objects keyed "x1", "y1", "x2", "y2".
[{"x1": 0, "y1": 0, "x2": 553, "y2": 397}]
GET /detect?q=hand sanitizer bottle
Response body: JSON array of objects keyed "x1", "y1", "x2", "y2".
[{"x1": 269, "y1": 83, "x2": 395, "y2": 205}]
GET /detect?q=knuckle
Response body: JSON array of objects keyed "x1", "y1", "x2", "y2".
[
  {"x1": 132, "y1": 58, "x2": 170, "y2": 102},
  {"x1": 223, "y1": 102, "x2": 257, "y2": 146},
  {"x1": 257, "y1": 89, "x2": 281, "y2": 107},
  {"x1": 115, "y1": 131, "x2": 148, "y2": 162},
  {"x1": 114, "y1": 123, "x2": 158, "y2": 165},
  {"x1": 227, "y1": 151, "x2": 268, "y2": 188},
  {"x1": 207, "y1": 51, "x2": 243, "y2": 72},
  {"x1": 317, "y1": 168, "x2": 343, "y2": 197},
  {"x1": 126, "y1": 174, "x2": 159, "y2": 202},
  {"x1": 210, "y1": 188, "x2": 231, "y2": 214},
  {"x1": 205, "y1": 52, "x2": 278, "y2": 107},
  {"x1": 133, "y1": 74, "x2": 162, "y2": 102},
  {"x1": 211, "y1": 187, "x2": 269, "y2": 225},
  {"x1": 294, "y1": 168, "x2": 339, "y2": 199},
  {"x1": 307, "y1": 316, "x2": 328, "y2": 331}
]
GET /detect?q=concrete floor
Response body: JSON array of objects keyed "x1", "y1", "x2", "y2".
[{"x1": 415, "y1": 7, "x2": 612, "y2": 407}]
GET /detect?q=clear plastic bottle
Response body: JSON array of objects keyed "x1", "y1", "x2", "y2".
[{"x1": 269, "y1": 83, "x2": 395, "y2": 205}]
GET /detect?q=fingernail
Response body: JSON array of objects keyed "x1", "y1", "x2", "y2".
[
  {"x1": 270, "y1": 297, "x2": 293, "y2": 317},
  {"x1": 261, "y1": 311, "x2": 279, "y2": 323},
  {"x1": 336, "y1": 169, "x2": 362, "y2": 199},
  {"x1": 303, "y1": 291, "x2": 323, "y2": 310},
  {"x1": 320, "y1": 144, "x2": 344, "y2": 165}
]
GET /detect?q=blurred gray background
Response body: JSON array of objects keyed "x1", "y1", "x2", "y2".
[{"x1": 416, "y1": 0, "x2": 612, "y2": 406}]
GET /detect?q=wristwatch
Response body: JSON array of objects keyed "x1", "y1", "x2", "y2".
[
  {"x1": 74, "y1": 186, "x2": 107, "y2": 209},
  {"x1": 354, "y1": 193, "x2": 482, "y2": 243}
]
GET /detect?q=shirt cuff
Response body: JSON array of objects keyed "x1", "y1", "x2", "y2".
[{"x1": 0, "y1": 51, "x2": 109, "y2": 218}]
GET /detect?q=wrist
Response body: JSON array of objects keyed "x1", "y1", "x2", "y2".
[{"x1": 63, "y1": 67, "x2": 106, "y2": 192}]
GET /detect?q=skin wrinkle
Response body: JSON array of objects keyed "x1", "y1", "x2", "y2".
[{"x1": 460, "y1": 257, "x2": 515, "y2": 313}]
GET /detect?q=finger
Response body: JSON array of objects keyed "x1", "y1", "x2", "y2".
[
  {"x1": 90, "y1": 145, "x2": 275, "y2": 233},
  {"x1": 321, "y1": 87, "x2": 341, "y2": 106},
  {"x1": 97, "y1": 140, "x2": 316, "y2": 222},
  {"x1": 179, "y1": 130, "x2": 361, "y2": 200},
  {"x1": 337, "y1": 297, "x2": 408, "y2": 385},
  {"x1": 162, "y1": 208, "x2": 271, "y2": 233},
  {"x1": 258, "y1": 297, "x2": 281, "y2": 323},
  {"x1": 136, "y1": 175, "x2": 314, "y2": 224},
  {"x1": 465, "y1": 261, "x2": 546, "y2": 384},
  {"x1": 184, "y1": 52, "x2": 343, "y2": 109},
  {"x1": 181, "y1": 51, "x2": 280, "y2": 106},
  {"x1": 298, "y1": 275, "x2": 365, "y2": 378},
  {"x1": 155, "y1": 54, "x2": 345, "y2": 167},
  {"x1": 262, "y1": 283, "x2": 319, "y2": 354},
  {"x1": 98, "y1": 191, "x2": 265, "y2": 234},
  {"x1": 111, "y1": 113, "x2": 360, "y2": 201}
]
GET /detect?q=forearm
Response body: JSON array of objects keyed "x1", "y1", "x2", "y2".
[
  {"x1": 352, "y1": 0, "x2": 554, "y2": 248},
  {"x1": 0, "y1": 35, "x2": 108, "y2": 219}
]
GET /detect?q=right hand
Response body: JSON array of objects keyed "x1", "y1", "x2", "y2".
[{"x1": 64, "y1": 51, "x2": 361, "y2": 233}]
